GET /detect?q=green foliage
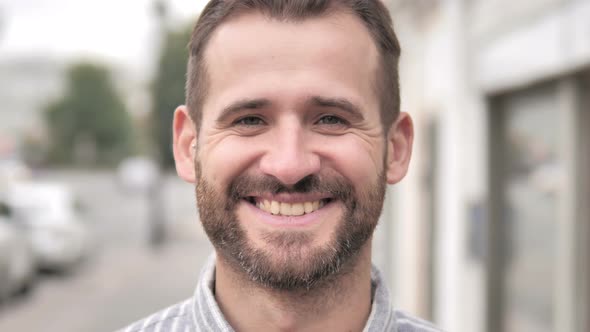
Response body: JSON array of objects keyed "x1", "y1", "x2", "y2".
[
  {"x1": 45, "y1": 62, "x2": 133, "y2": 166},
  {"x1": 151, "y1": 26, "x2": 191, "y2": 168}
]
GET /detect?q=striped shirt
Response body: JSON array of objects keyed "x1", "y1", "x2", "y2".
[{"x1": 119, "y1": 255, "x2": 442, "y2": 332}]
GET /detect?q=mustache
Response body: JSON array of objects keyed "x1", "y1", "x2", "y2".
[{"x1": 228, "y1": 174, "x2": 354, "y2": 202}]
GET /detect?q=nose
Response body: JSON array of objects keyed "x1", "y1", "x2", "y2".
[{"x1": 258, "y1": 122, "x2": 321, "y2": 186}]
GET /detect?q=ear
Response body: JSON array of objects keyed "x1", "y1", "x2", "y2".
[
  {"x1": 172, "y1": 105, "x2": 197, "y2": 183},
  {"x1": 385, "y1": 112, "x2": 414, "y2": 184}
]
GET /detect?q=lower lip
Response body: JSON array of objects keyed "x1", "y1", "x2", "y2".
[{"x1": 240, "y1": 200, "x2": 339, "y2": 228}]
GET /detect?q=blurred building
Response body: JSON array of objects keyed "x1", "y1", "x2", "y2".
[
  {"x1": 379, "y1": 0, "x2": 590, "y2": 332},
  {"x1": 0, "y1": 56, "x2": 66, "y2": 154}
]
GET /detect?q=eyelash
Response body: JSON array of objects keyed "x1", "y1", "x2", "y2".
[
  {"x1": 234, "y1": 116, "x2": 266, "y2": 126},
  {"x1": 316, "y1": 115, "x2": 347, "y2": 126}
]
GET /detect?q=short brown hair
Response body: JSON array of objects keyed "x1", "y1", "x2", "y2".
[{"x1": 186, "y1": 0, "x2": 401, "y2": 130}]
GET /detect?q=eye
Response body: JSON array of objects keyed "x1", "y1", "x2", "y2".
[
  {"x1": 316, "y1": 115, "x2": 347, "y2": 126},
  {"x1": 234, "y1": 116, "x2": 265, "y2": 126}
]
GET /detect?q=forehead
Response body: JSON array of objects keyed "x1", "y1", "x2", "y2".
[{"x1": 201, "y1": 11, "x2": 380, "y2": 118}]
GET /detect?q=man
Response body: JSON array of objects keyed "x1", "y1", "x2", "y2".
[{"x1": 122, "y1": 0, "x2": 441, "y2": 331}]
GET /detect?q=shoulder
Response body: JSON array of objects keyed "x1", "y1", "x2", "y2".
[
  {"x1": 393, "y1": 310, "x2": 444, "y2": 332},
  {"x1": 116, "y1": 298, "x2": 194, "y2": 332}
]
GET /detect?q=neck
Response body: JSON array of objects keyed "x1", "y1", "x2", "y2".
[{"x1": 214, "y1": 244, "x2": 373, "y2": 332}]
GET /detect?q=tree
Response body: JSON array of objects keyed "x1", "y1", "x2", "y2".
[
  {"x1": 45, "y1": 62, "x2": 133, "y2": 166},
  {"x1": 151, "y1": 26, "x2": 192, "y2": 169}
]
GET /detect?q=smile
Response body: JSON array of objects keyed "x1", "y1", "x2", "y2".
[{"x1": 244, "y1": 197, "x2": 333, "y2": 216}]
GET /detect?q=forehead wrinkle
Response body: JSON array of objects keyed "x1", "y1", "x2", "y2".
[{"x1": 204, "y1": 11, "x2": 378, "y2": 72}]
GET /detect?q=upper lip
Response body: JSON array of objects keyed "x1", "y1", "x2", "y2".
[{"x1": 245, "y1": 193, "x2": 333, "y2": 204}]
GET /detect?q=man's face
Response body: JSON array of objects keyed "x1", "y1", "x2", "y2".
[{"x1": 174, "y1": 12, "x2": 411, "y2": 290}]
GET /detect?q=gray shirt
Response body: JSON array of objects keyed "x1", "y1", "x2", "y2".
[{"x1": 119, "y1": 255, "x2": 442, "y2": 332}]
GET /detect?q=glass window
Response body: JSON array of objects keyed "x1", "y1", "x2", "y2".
[{"x1": 495, "y1": 83, "x2": 561, "y2": 332}]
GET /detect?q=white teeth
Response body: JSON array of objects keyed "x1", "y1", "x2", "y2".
[
  {"x1": 279, "y1": 202, "x2": 291, "y2": 215},
  {"x1": 304, "y1": 202, "x2": 313, "y2": 214},
  {"x1": 270, "y1": 201, "x2": 280, "y2": 215},
  {"x1": 256, "y1": 199, "x2": 327, "y2": 216},
  {"x1": 291, "y1": 203, "x2": 304, "y2": 216}
]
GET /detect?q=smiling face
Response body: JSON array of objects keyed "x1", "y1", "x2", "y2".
[{"x1": 173, "y1": 11, "x2": 413, "y2": 290}]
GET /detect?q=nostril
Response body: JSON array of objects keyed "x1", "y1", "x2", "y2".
[{"x1": 258, "y1": 148, "x2": 321, "y2": 186}]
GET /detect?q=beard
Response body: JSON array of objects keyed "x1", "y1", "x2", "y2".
[{"x1": 195, "y1": 165, "x2": 386, "y2": 291}]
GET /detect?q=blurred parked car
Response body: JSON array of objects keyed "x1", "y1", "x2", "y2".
[
  {"x1": 7, "y1": 182, "x2": 91, "y2": 272},
  {"x1": 117, "y1": 156, "x2": 159, "y2": 194},
  {"x1": 0, "y1": 156, "x2": 31, "y2": 184},
  {"x1": 0, "y1": 201, "x2": 36, "y2": 299},
  {"x1": 0, "y1": 215, "x2": 13, "y2": 301}
]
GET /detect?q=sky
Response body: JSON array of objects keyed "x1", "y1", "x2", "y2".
[{"x1": 0, "y1": 0, "x2": 209, "y2": 76}]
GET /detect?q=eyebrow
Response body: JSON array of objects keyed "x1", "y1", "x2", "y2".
[
  {"x1": 216, "y1": 98, "x2": 271, "y2": 123},
  {"x1": 309, "y1": 96, "x2": 365, "y2": 122},
  {"x1": 215, "y1": 95, "x2": 364, "y2": 122}
]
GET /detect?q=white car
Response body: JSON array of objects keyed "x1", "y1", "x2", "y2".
[
  {"x1": 0, "y1": 157, "x2": 31, "y2": 184},
  {"x1": 0, "y1": 219, "x2": 14, "y2": 301},
  {"x1": 7, "y1": 182, "x2": 91, "y2": 271},
  {"x1": 0, "y1": 203, "x2": 36, "y2": 299}
]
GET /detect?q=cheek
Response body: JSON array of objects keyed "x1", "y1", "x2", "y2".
[
  {"x1": 198, "y1": 136, "x2": 262, "y2": 186},
  {"x1": 320, "y1": 136, "x2": 385, "y2": 185}
]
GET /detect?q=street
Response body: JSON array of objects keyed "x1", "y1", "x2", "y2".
[{"x1": 0, "y1": 170, "x2": 213, "y2": 332}]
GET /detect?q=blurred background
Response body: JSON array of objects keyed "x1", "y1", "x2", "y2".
[{"x1": 0, "y1": 0, "x2": 588, "y2": 331}]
